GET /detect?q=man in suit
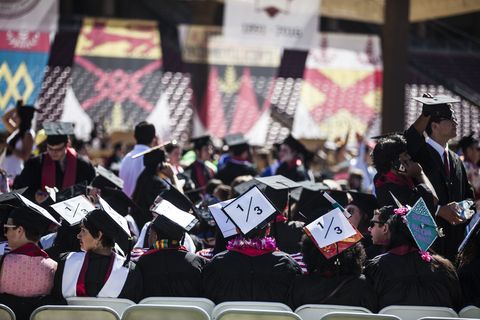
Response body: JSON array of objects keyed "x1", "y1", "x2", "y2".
[{"x1": 405, "y1": 93, "x2": 474, "y2": 261}]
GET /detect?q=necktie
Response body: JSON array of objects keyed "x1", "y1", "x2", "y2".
[{"x1": 443, "y1": 151, "x2": 450, "y2": 177}]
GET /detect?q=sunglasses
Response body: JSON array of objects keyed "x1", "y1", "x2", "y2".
[
  {"x1": 369, "y1": 220, "x2": 383, "y2": 228},
  {"x1": 3, "y1": 224, "x2": 18, "y2": 233}
]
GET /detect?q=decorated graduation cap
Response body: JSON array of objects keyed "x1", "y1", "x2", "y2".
[
  {"x1": 43, "y1": 121, "x2": 75, "y2": 145},
  {"x1": 7, "y1": 193, "x2": 61, "y2": 234},
  {"x1": 208, "y1": 199, "x2": 239, "y2": 238},
  {"x1": 91, "y1": 165, "x2": 124, "y2": 190},
  {"x1": 159, "y1": 179, "x2": 198, "y2": 215},
  {"x1": 413, "y1": 94, "x2": 460, "y2": 121},
  {"x1": 349, "y1": 191, "x2": 379, "y2": 221},
  {"x1": 222, "y1": 185, "x2": 278, "y2": 237},
  {"x1": 191, "y1": 135, "x2": 213, "y2": 150},
  {"x1": 304, "y1": 206, "x2": 362, "y2": 259},
  {"x1": 151, "y1": 198, "x2": 198, "y2": 241},
  {"x1": 93, "y1": 196, "x2": 132, "y2": 240},
  {"x1": 50, "y1": 195, "x2": 96, "y2": 226}
]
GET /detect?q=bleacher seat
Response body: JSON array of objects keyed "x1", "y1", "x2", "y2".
[
  {"x1": 121, "y1": 304, "x2": 210, "y2": 320},
  {"x1": 294, "y1": 304, "x2": 372, "y2": 320},
  {"x1": 379, "y1": 305, "x2": 458, "y2": 320},
  {"x1": 212, "y1": 301, "x2": 292, "y2": 319},
  {"x1": 67, "y1": 297, "x2": 135, "y2": 317},
  {"x1": 30, "y1": 305, "x2": 120, "y2": 320},
  {"x1": 139, "y1": 297, "x2": 215, "y2": 316},
  {"x1": 215, "y1": 309, "x2": 301, "y2": 320},
  {"x1": 459, "y1": 306, "x2": 480, "y2": 319},
  {"x1": 321, "y1": 312, "x2": 401, "y2": 320},
  {"x1": 0, "y1": 304, "x2": 15, "y2": 320}
]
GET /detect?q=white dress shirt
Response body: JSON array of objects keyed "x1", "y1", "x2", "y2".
[{"x1": 119, "y1": 144, "x2": 150, "y2": 197}]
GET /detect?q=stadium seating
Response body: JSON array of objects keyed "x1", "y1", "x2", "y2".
[
  {"x1": 121, "y1": 304, "x2": 210, "y2": 320},
  {"x1": 139, "y1": 296, "x2": 215, "y2": 316},
  {"x1": 459, "y1": 305, "x2": 480, "y2": 319},
  {"x1": 379, "y1": 305, "x2": 458, "y2": 320},
  {"x1": 215, "y1": 309, "x2": 301, "y2": 320},
  {"x1": 212, "y1": 301, "x2": 292, "y2": 319},
  {"x1": 30, "y1": 305, "x2": 120, "y2": 320},
  {"x1": 321, "y1": 312, "x2": 401, "y2": 320},
  {"x1": 0, "y1": 304, "x2": 15, "y2": 320},
  {"x1": 66, "y1": 297, "x2": 135, "y2": 317},
  {"x1": 294, "y1": 304, "x2": 372, "y2": 320}
]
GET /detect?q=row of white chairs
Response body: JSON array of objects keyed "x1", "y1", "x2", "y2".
[{"x1": 1, "y1": 299, "x2": 479, "y2": 320}]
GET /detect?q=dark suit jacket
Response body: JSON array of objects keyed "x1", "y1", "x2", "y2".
[{"x1": 405, "y1": 126, "x2": 474, "y2": 260}]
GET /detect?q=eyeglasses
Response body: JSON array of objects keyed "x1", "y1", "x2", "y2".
[
  {"x1": 3, "y1": 224, "x2": 18, "y2": 233},
  {"x1": 369, "y1": 220, "x2": 383, "y2": 228},
  {"x1": 47, "y1": 144, "x2": 66, "y2": 152}
]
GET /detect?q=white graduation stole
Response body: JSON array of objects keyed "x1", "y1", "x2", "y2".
[{"x1": 61, "y1": 251, "x2": 130, "y2": 298}]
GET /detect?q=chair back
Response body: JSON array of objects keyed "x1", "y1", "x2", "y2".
[
  {"x1": 139, "y1": 297, "x2": 215, "y2": 315},
  {"x1": 67, "y1": 297, "x2": 135, "y2": 317},
  {"x1": 379, "y1": 305, "x2": 458, "y2": 320},
  {"x1": 459, "y1": 306, "x2": 480, "y2": 319},
  {"x1": 213, "y1": 301, "x2": 291, "y2": 319},
  {"x1": 30, "y1": 305, "x2": 120, "y2": 320},
  {"x1": 321, "y1": 312, "x2": 401, "y2": 320},
  {"x1": 0, "y1": 304, "x2": 15, "y2": 320},
  {"x1": 216, "y1": 309, "x2": 301, "y2": 320},
  {"x1": 122, "y1": 304, "x2": 210, "y2": 320},
  {"x1": 294, "y1": 304, "x2": 372, "y2": 320}
]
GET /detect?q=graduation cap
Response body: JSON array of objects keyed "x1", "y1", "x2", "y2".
[
  {"x1": 50, "y1": 195, "x2": 96, "y2": 226},
  {"x1": 222, "y1": 185, "x2": 278, "y2": 237},
  {"x1": 92, "y1": 165, "x2": 124, "y2": 190},
  {"x1": 290, "y1": 181, "x2": 330, "y2": 222},
  {"x1": 6, "y1": 193, "x2": 61, "y2": 234},
  {"x1": 190, "y1": 135, "x2": 212, "y2": 150},
  {"x1": 101, "y1": 187, "x2": 141, "y2": 217},
  {"x1": 0, "y1": 188, "x2": 28, "y2": 206},
  {"x1": 327, "y1": 190, "x2": 351, "y2": 209},
  {"x1": 349, "y1": 191, "x2": 378, "y2": 221},
  {"x1": 304, "y1": 207, "x2": 362, "y2": 259},
  {"x1": 404, "y1": 197, "x2": 440, "y2": 252},
  {"x1": 56, "y1": 183, "x2": 89, "y2": 202},
  {"x1": 208, "y1": 199, "x2": 239, "y2": 238},
  {"x1": 282, "y1": 134, "x2": 314, "y2": 161},
  {"x1": 413, "y1": 94, "x2": 460, "y2": 121},
  {"x1": 43, "y1": 121, "x2": 75, "y2": 145},
  {"x1": 96, "y1": 196, "x2": 132, "y2": 239},
  {"x1": 224, "y1": 133, "x2": 249, "y2": 153},
  {"x1": 458, "y1": 216, "x2": 480, "y2": 253},
  {"x1": 131, "y1": 141, "x2": 170, "y2": 160},
  {"x1": 151, "y1": 199, "x2": 198, "y2": 240},
  {"x1": 158, "y1": 179, "x2": 198, "y2": 215}
]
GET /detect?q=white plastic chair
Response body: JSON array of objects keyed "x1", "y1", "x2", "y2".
[
  {"x1": 294, "y1": 304, "x2": 372, "y2": 320},
  {"x1": 121, "y1": 304, "x2": 210, "y2": 320},
  {"x1": 459, "y1": 306, "x2": 480, "y2": 319},
  {"x1": 212, "y1": 301, "x2": 292, "y2": 319},
  {"x1": 321, "y1": 312, "x2": 401, "y2": 320},
  {"x1": 379, "y1": 305, "x2": 458, "y2": 320},
  {"x1": 139, "y1": 297, "x2": 215, "y2": 316},
  {"x1": 216, "y1": 309, "x2": 301, "y2": 320},
  {"x1": 30, "y1": 305, "x2": 120, "y2": 320},
  {"x1": 419, "y1": 317, "x2": 473, "y2": 320},
  {"x1": 0, "y1": 304, "x2": 15, "y2": 320},
  {"x1": 67, "y1": 297, "x2": 135, "y2": 317}
]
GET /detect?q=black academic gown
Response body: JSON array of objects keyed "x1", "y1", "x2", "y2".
[
  {"x1": 136, "y1": 248, "x2": 207, "y2": 299},
  {"x1": 216, "y1": 159, "x2": 257, "y2": 185},
  {"x1": 458, "y1": 257, "x2": 480, "y2": 307},
  {"x1": 289, "y1": 273, "x2": 378, "y2": 312},
  {"x1": 186, "y1": 160, "x2": 214, "y2": 191},
  {"x1": 365, "y1": 249, "x2": 463, "y2": 311},
  {"x1": 406, "y1": 126, "x2": 474, "y2": 260},
  {"x1": 51, "y1": 252, "x2": 142, "y2": 303},
  {"x1": 13, "y1": 153, "x2": 95, "y2": 202},
  {"x1": 275, "y1": 160, "x2": 309, "y2": 182},
  {"x1": 202, "y1": 250, "x2": 302, "y2": 304}
]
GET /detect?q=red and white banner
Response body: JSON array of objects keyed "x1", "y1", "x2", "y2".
[
  {"x1": 223, "y1": 0, "x2": 319, "y2": 50},
  {"x1": 292, "y1": 33, "x2": 382, "y2": 141},
  {"x1": 0, "y1": 0, "x2": 58, "y2": 32}
]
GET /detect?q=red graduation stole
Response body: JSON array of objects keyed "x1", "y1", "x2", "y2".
[{"x1": 41, "y1": 147, "x2": 78, "y2": 191}]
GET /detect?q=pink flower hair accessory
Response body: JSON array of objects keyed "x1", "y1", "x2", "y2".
[
  {"x1": 393, "y1": 207, "x2": 410, "y2": 216},
  {"x1": 419, "y1": 250, "x2": 432, "y2": 262}
]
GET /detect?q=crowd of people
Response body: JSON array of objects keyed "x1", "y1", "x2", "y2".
[{"x1": 0, "y1": 94, "x2": 479, "y2": 320}]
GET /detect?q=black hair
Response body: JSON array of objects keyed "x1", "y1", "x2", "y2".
[
  {"x1": 11, "y1": 216, "x2": 41, "y2": 242},
  {"x1": 377, "y1": 205, "x2": 395, "y2": 224},
  {"x1": 165, "y1": 141, "x2": 179, "y2": 154},
  {"x1": 134, "y1": 121, "x2": 156, "y2": 145},
  {"x1": 7, "y1": 104, "x2": 35, "y2": 153},
  {"x1": 81, "y1": 217, "x2": 115, "y2": 248},
  {"x1": 385, "y1": 213, "x2": 416, "y2": 249},
  {"x1": 301, "y1": 235, "x2": 366, "y2": 275},
  {"x1": 230, "y1": 144, "x2": 250, "y2": 157},
  {"x1": 372, "y1": 134, "x2": 407, "y2": 174}
]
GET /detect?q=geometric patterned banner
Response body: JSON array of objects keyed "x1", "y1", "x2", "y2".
[
  {"x1": 0, "y1": 30, "x2": 50, "y2": 130},
  {"x1": 292, "y1": 33, "x2": 383, "y2": 141},
  {"x1": 61, "y1": 18, "x2": 163, "y2": 139}
]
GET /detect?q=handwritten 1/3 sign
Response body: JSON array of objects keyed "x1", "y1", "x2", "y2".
[
  {"x1": 51, "y1": 195, "x2": 96, "y2": 226},
  {"x1": 209, "y1": 199, "x2": 239, "y2": 238},
  {"x1": 222, "y1": 186, "x2": 277, "y2": 236},
  {"x1": 304, "y1": 207, "x2": 356, "y2": 249}
]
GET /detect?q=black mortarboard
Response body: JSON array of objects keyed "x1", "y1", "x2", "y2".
[
  {"x1": 158, "y1": 179, "x2": 198, "y2": 216},
  {"x1": 7, "y1": 193, "x2": 61, "y2": 234},
  {"x1": 349, "y1": 191, "x2": 378, "y2": 220},
  {"x1": 291, "y1": 181, "x2": 331, "y2": 222},
  {"x1": 0, "y1": 188, "x2": 28, "y2": 207},
  {"x1": 458, "y1": 134, "x2": 479, "y2": 151},
  {"x1": 327, "y1": 190, "x2": 351, "y2": 208},
  {"x1": 190, "y1": 135, "x2": 212, "y2": 150},
  {"x1": 91, "y1": 166, "x2": 124, "y2": 190},
  {"x1": 413, "y1": 94, "x2": 460, "y2": 120},
  {"x1": 94, "y1": 197, "x2": 132, "y2": 240},
  {"x1": 151, "y1": 199, "x2": 198, "y2": 240},
  {"x1": 55, "y1": 183, "x2": 88, "y2": 202},
  {"x1": 247, "y1": 175, "x2": 301, "y2": 212},
  {"x1": 43, "y1": 121, "x2": 75, "y2": 145},
  {"x1": 224, "y1": 133, "x2": 249, "y2": 154}
]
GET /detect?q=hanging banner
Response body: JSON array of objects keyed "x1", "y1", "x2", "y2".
[
  {"x1": 292, "y1": 33, "x2": 382, "y2": 141},
  {"x1": 223, "y1": 0, "x2": 319, "y2": 50},
  {"x1": 190, "y1": 34, "x2": 281, "y2": 143},
  {"x1": 0, "y1": 0, "x2": 58, "y2": 32},
  {"x1": 60, "y1": 18, "x2": 166, "y2": 140},
  {"x1": 0, "y1": 30, "x2": 50, "y2": 130}
]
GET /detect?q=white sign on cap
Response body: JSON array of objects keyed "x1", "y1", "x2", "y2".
[
  {"x1": 50, "y1": 195, "x2": 96, "y2": 226},
  {"x1": 152, "y1": 199, "x2": 197, "y2": 231},
  {"x1": 17, "y1": 194, "x2": 61, "y2": 226},
  {"x1": 209, "y1": 199, "x2": 239, "y2": 238},
  {"x1": 98, "y1": 196, "x2": 131, "y2": 236},
  {"x1": 304, "y1": 208, "x2": 356, "y2": 248},
  {"x1": 222, "y1": 186, "x2": 276, "y2": 235}
]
